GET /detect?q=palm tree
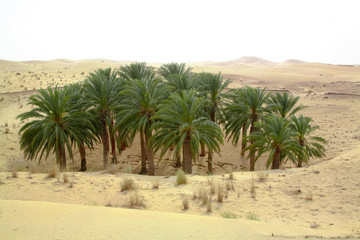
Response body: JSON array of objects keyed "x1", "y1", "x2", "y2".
[
  {"x1": 197, "y1": 72, "x2": 231, "y2": 173},
  {"x1": 224, "y1": 86, "x2": 271, "y2": 171},
  {"x1": 64, "y1": 83, "x2": 98, "y2": 171},
  {"x1": 159, "y1": 63, "x2": 196, "y2": 165},
  {"x1": 17, "y1": 87, "x2": 95, "y2": 170},
  {"x1": 83, "y1": 68, "x2": 121, "y2": 167},
  {"x1": 114, "y1": 76, "x2": 166, "y2": 175},
  {"x1": 290, "y1": 115, "x2": 327, "y2": 167},
  {"x1": 119, "y1": 62, "x2": 155, "y2": 82},
  {"x1": 117, "y1": 62, "x2": 160, "y2": 175},
  {"x1": 243, "y1": 115, "x2": 305, "y2": 169},
  {"x1": 150, "y1": 90, "x2": 223, "y2": 174},
  {"x1": 269, "y1": 92, "x2": 306, "y2": 119},
  {"x1": 158, "y1": 62, "x2": 192, "y2": 79}
]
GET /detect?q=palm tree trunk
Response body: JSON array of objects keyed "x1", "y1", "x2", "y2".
[
  {"x1": 249, "y1": 123, "x2": 256, "y2": 171},
  {"x1": 110, "y1": 118, "x2": 117, "y2": 164},
  {"x1": 182, "y1": 136, "x2": 192, "y2": 174},
  {"x1": 297, "y1": 139, "x2": 304, "y2": 167},
  {"x1": 139, "y1": 130, "x2": 148, "y2": 174},
  {"x1": 175, "y1": 153, "x2": 181, "y2": 168},
  {"x1": 79, "y1": 143, "x2": 87, "y2": 172},
  {"x1": 58, "y1": 142, "x2": 66, "y2": 171},
  {"x1": 170, "y1": 144, "x2": 175, "y2": 151},
  {"x1": 200, "y1": 142, "x2": 206, "y2": 157},
  {"x1": 100, "y1": 117, "x2": 109, "y2": 168},
  {"x1": 207, "y1": 149, "x2": 213, "y2": 174},
  {"x1": 271, "y1": 149, "x2": 281, "y2": 169},
  {"x1": 241, "y1": 124, "x2": 247, "y2": 156},
  {"x1": 145, "y1": 129, "x2": 155, "y2": 176}
]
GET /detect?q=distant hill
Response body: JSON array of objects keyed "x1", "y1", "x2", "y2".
[{"x1": 206, "y1": 57, "x2": 276, "y2": 67}]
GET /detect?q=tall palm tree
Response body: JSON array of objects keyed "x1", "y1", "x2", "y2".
[
  {"x1": 17, "y1": 87, "x2": 95, "y2": 170},
  {"x1": 159, "y1": 63, "x2": 196, "y2": 165},
  {"x1": 224, "y1": 86, "x2": 271, "y2": 171},
  {"x1": 244, "y1": 115, "x2": 305, "y2": 169},
  {"x1": 117, "y1": 62, "x2": 159, "y2": 175},
  {"x1": 150, "y1": 90, "x2": 223, "y2": 174},
  {"x1": 269, "y1": 92, "x2": 306, "y2": 119},
  {"x1": 197, "y1": 72, "x2": 231, "y2": 173},
  {"x1": 290, "y1": 115, "x2": 327, "y2": 167},
  {"x1": 119, "y1": 62, "x2": 155, "y2": 82},
  {"x1": 114, "y1": 76, "x2": 166, "y2": 175},
  {"x1": 83, "y1": 68, "x2": 121, "y2": 167},
  {"x1": 64, "y1": 83, "x2": 98, "y2": 171},
  {"x1": 158, "y1": 62, "x2": 192, "y2": 79}
]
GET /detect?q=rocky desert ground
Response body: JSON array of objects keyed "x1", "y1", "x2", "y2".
[{"x1": 0, "y1": 57, "x2": 359, "y2": 239}]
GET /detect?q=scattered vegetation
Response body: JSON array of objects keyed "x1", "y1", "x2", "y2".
[
  {"x1": 220, "y1": 210, "x2": 238, "y2": 219},
  {"x1": 305, "y1": 191, "x2": 313, "y2": 201},
  {"x1": 63, "y1": 173, "x2": 69, "y2": 183},
  {"x1": 152, "y1": 179, "x2": 160, "y2": 189},
  {"x1": 127, "y1": 191, "x2": 146, "y2": 208},
  {"x1": 182, "y1": 197, "x2": 189, "y2": 210},
  {"x1": 257, "y1": 172, "x2": 269, "y2": 181},
  {"x1": 245, "y1": 212, "x2": 260, "y2": 221},
  {"x1": 47, "y1": 164, "x2": 59, "y2": 178},
  {"x1": 176, "y1": 170, "x2": 187, "y2": 185},
  {"x1": 217, "y1": 184, "x2": 224, "y2": 203},
  {"x1": 120, "y1": 177, "x2": 137, "y2": 192}
]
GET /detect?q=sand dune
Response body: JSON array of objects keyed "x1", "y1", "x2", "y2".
[{"x1": 0, "y1": 58, "x2": 359, "y2": 239}]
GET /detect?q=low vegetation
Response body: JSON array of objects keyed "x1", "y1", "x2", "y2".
[
  {"x1": 176, "y1": 170, "x2": 187, "y2": 185},
  {"x1": 120, "y1": 177, "x2": 137, "y2": 192}
]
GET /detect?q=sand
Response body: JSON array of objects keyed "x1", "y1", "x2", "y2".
[{"x1": 0, "y1": 58, "x2": 359, "y2": 239}]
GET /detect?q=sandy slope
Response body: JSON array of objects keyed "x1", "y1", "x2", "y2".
[{"x1": 0, "y1": 58, "x2": 360, "y2": 239}]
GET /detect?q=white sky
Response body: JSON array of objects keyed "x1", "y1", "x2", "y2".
[{"x1": 0, "y1": 0, "x2": 359, "y2": 64}]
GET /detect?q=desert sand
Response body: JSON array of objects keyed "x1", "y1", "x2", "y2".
[{"x1": 0, "y1": 57, "x2": 359, "y2": 239}]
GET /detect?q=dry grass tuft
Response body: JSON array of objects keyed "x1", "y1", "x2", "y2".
[
  {"x1": 63, "y1": 173, "x2": 69, "y2": 183},
  {"x1": 226, "y1": 181, "x2": 234, "y2": 191},
  {"x1": 12, "y1": 171, "x2": 18, "y2": 178},
  {"x1": 209, "y1": 179, "x2": 216, "y2": 195},
  {"x1": 5, "y1": 128, "x2": 10, "y2": 134},
  {"x1": 182, "y1": 197, "x2": 189, "y2": 210},
  {"x1": 245, "y1": 212, "x2": 260, "y2": 221},
  {"x1": 103, "y1": 164, "x2": 119, "y2": 175},
  {"x1": 257, "y1": 172, "x2": 269, "y2": 181},
  {"x1": 127, "y1": 191, "x2": 146, "y2": 208},
  {"x1": 120, "y1": 177, "x2": 137, "y2": 192},
  {"x1": 305, "y1": 191, "x2": 313, "y2": 200},
  {"x1": 206, "y1": 196, "x2": 212, "y2": 212},
  {"x1": 217, "y1": 184, "x2": 224, "y2": 203},
  {"x1": 47, "y1": 164, "x2": 59, "y2": 178},
  {"x1": 29, "y1": 162, "x2": 40, "y2": 174},
  {"x1": 250, "y1": 179, "x2": 256, "y2": 198},
  {"x1": 176, "y1": 170, "x2": 187, "y2": 185},
  {"x1": 228, "y1": 170, "x2": 234, "y2": 180},
  {"x1": 152, "y1": 179, "x2": 160, "y2": 189},
  {"x1": 220, "y1": 210, "x2": 238, "y2": 219}
]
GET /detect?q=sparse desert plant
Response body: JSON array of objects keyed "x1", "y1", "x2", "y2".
[
  {"x1": 206, "y1": 196, "x2": 212, "y2": 212},
  {"x1": 305, "y1": 191, "x2": 313, "y2": 200},
  {"x1": 257, "y1": 172, "x2": 268, "y2": 181},
  {"x1": 209, "y1": 179, "x2": 216, "y2": 195},
  {"x1": 29, "y1": 162, "x2": 40, "y2": 174},
  {"x1": 4, "y1": 122, "x2": 8, "y2": 127},
  {"x1": 127, "y1": 191, "x2": 146, "y2": 208},
  {"x1": 12, "y1": 170, "x2": 18, "y2": 178},
  {"x1": 5, "y1": 128, "x2": 10, "y2": 134},
  {"x1": 217, "y1": 184, "x2": 224, "y2": 202},
  {"x1": 199, "y1": 188, "x2": 209, "y2": 205},
  {"x1": 250, "y1": 179, "x2": 256, "y2": 198},
  {"x1": 120, "y1": 177, "x2": 137, "y2": 192},
  {"x1": 245, "y1": 212, "x2": 260, "y2": 221},
  {"x1": 228, "y1": 170, "x2": 234, "y2": 180},
  {"x1": 152, "y1": 179, "x2": 160, "y2": 189},
  {"x1": 226, "y1": 181, "x2": 234, "y2": 191},
  {"x1": 176, "y1": 169, "x2": 187, "y2": 185},
  {"x1": 220, "y1": 210, "x2": 238, "y2": 219},
  {"x1": 182, "y1": 197, "x2": 189, "y2": 210},
  {"x1": 63, "y1": 173, "x2": 69, "y2": 183},
  {"x1": 47, "y1": 164, "x2": 59, "y2": 178}
]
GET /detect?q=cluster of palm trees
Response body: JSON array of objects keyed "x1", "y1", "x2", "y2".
[{"x1": 17, "y1": 62, "x2": 326, "y2": 175}]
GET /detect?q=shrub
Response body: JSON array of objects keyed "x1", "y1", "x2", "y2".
[
  {"x1": 182, "y1": 198, "x2": 189, "y2": 210},
  {"x1": 12, "y1": 171, "x2": 18, "y2": 178},
  {"x1": 245, "y1": 212, "x2": 260, "y2": 221},
  {"x1": 63, "y1": 173, "x2": 69, "y2": 183},
  {"x1": 152, "y1": 180, "x2": 160, "y2": 189},
  {"x1": 206, "y1": 196, "x2": 212, "y2": 213},
  {"x1": 209, "y1": 179, "x2": 216, "y2": 195},
  {"x1": 257, "y1": 172, "x2": 268, "y2": 181},
  {"x1": 127, "y1": 191, "x2": 146, "y2": 208},
  {"x1": 217, "y1": 184, "x2": 224, "y2": 202},
  {"x1": 220, "y1": 210, "x2": 238, "y2": 219},
  {"x1": 226, "y1": 181, "x2": 234, "y2": 191},
  {"x1": 47, "y1": 164, "x2": 59, "y2": 178},
  {"x1": 176, "y1": 170, "x2": 187, "y2": 185},
  {"x1": 305, "y1": 191, "x2": 313, "y2": 200},
  {"x1": 120, "y1": 177, "x2": 137, "y2": 191}
]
